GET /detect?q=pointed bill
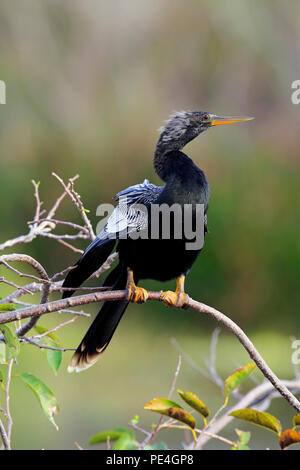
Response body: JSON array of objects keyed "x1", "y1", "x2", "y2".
[{"x1": 211, "y1": 115, "x2": 254, "y2": 126}]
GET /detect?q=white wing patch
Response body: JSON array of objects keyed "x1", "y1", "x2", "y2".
[{"x1": 98, "y1": 180, "x2": 163, "y2": 240}]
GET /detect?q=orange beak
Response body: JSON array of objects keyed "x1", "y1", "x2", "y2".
[{"x1": 210, "y1": 115, "x2": 254, "y2": 126}]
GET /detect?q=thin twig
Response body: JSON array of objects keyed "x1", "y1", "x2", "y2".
[
  {"x1": 168, "y1": 355, "x2": 182, "y2": 399},
  {"x1": 203, "y1": 327, "x2": 224, "y2": 389},
  {"x1": 47, "y1": 174, "x2": 79, "y2": 220},
  {"x1": 74, "y1": 441, "x2": 84, "y2": 450},
  {"x1": 0, "y1": 277, "x2": 34, "y2": 296},
  {"x1": 53, "y1": 238, "x2": 84, "y2": 254},
  {"x1": 5, "y1": 359, "x2": 14, "y2": 444},
  {"x1": 0, "y1": 174, "x2": 91, "y2": 253},
  {"x1": 0, "y1": 260, "x2": 49, "y2": 284},
  {"x1": 0, "y1": 419, "x2": 10, "y2": 450},
  {"x1": 138, "y1": 355, "x2": 182, "y2": 450},
  {"x1": 52, "y1": 173, "x2": 95, "y2": 241},
  {"x1": 28, "y1": 218, "x2": 90, "y2": 235},
  {"x1": 32, "y1": 316, "x2": 79, "y2": 338},
  {"x1": 171, "y1": 337, "x2": 211, "y2": 380},
  {"x1": 0, "y1": 254, "x2": 50, "y2": 337},
  {"x1": 21, "y1": 337, "x2": 75, "y2": 352},
  {"x1": 32, "y1": 180, "x2": 42, "y2": 228}
]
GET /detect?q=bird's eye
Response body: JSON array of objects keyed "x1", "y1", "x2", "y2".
[{"x1": 203, "y1": 114, "x2": 210, "y2": 121}]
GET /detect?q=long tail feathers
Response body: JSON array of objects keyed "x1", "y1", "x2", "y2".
[
  {"x1": 62, "y1": 238, "x2": 116, "y2": 299},
  {"x1": 68, "y1": 265, "x2": 129, "y2": 373}
]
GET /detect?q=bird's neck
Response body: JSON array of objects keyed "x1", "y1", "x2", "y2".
[
  {"x1": 154, "y1": 148, "x2": 209, "y2": 208},
  {"x1": 153, "y1": 144, "x2": 196, "y2": 182},
  {"x1": 153, "y1": 130, "x2": 200, "y2": 182}
]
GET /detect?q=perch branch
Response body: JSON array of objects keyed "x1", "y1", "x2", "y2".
[{"x1": 0, "y1": 291, "x2": 299, "y2": 414}]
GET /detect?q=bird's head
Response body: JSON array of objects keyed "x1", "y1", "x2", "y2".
[{"x1": 157, "y1": 110, "x2": 253, "y2": 153}]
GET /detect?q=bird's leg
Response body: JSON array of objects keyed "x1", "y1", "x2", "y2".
[
  {"x1": 160, "y1": 275, "x2": 190, "y2": 309},
  {"x1": 126, "y1": 269, "x2": 148, "y2": 304}
]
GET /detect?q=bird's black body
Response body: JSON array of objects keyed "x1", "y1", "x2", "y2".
[
  {"x1": 62, "y1": 110, "x2": 252, "y2": 372},
  {"x1": 118, "y1": 151, "x2": 209, "y2": 282}
]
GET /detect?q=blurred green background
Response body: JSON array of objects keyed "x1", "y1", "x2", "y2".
[{"x1": 0, "y1": 0, "x2": 299, "y2": 450}]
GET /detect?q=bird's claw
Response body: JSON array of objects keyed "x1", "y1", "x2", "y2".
[
  {"x1": 126, "y1": 285, "x2": 149, "y2": 304},
  {"x1": 126, "y1": 269, "x2": 148, "y2": 303},
  {"x1": 160, "y1": 290, "x2": 189, "y2": 309}
]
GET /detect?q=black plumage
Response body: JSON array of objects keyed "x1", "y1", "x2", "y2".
[{"x1": 62, "y1": 110, "x2": 252, "y2": 372}]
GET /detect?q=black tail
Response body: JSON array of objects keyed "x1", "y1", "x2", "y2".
[
  {"x1": 68, "y1": 264, "x2": 129, "y2": 372},
  {"x1": 62, "y1": 237, "x2": 116, "y2": 298}
]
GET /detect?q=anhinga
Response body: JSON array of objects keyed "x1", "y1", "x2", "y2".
[{"x1": 62, "y1": 111, "x2": 252, "y2": 372}]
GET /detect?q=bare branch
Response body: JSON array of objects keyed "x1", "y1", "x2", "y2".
[
  {"x1": 31, "y1": 180, "x2": 42, "y2": 227},
  {"x1": 137, "y1": 355, "x2": 182, "y2": 450},
  {"x1": 21, "y1": 337, "x2": 75, "y2": 352},
  {"x1": 52, "y1": 173, "x2": 95, "y2": 241},
  {"x1": 5, "y1": 359, "x2": 14, "y2": 444},
  {"x1": 47, "y1": 174, "x2": 79, "y2": 220},
  {"x1": 31, "y1": 315, "x2": 79, "y2": 338},
  {"x1": 28, "y1": 218, "x2": 90, "y2": 235},
  {"x1": 0, "y1": 419, "x2": 10, "y2": 450},
  {"x1": 0, "y1": 291, "x2": 298, "y2": 414},
  {"x1": 52, "y1": 238, "x2": 84, "y2": 254},
  {"x1": 0, "y1": 276, "x2": 34, "y2": 296},
  {"x1": 0, "y1": 254, "x2": 50, "y2": 336},
  {"x1": 0, "y1": 174, "x2": 93, "y2": 253},
  {"x1": 168, "y1": 355, "x2": 182, "y2": 399}
]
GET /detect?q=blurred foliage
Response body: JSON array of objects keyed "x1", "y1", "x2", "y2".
[{"x1": 0, "y1": 0, "x2": 299, "y2": 449}]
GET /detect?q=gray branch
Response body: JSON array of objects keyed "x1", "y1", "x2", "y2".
[{"x1": 0, "y1": 291, "x2": 299, "y2": 414}]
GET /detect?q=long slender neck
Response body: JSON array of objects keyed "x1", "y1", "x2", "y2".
[
  {"x1": 153, "y1": 126, "x2": 201, "y2": 182},
  {"x1": 153, "y1": 147, "x2": 179, "y2": 182},
  {"x1": 154, "y1": 145, "x2": 194, "y2": 183},
  {"x1": 153, "y1": 148, "x2": 210, "y2": 208}
]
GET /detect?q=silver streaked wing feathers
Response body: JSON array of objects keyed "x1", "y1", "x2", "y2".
[{"x1": 98, "y1": 179, "x2": 163, "y2": 240}]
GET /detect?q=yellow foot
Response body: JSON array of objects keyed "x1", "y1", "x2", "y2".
[
  {"x1": 127, "y1": 285, "x2": 149, "y2": 303},
  {"x1": 160, "y1": 275, "x2": 189, "y2": 309},
  {"x1": 126, "y1": 269, "x2": 148, "y2": 304},
  {"x1": 160, "y1": 290, "x2": 189, "y2": 309}
]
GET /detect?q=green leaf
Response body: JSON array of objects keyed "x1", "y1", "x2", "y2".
[
  {"x1": 46, "y1": 345, "x2": 62, "y2": 375},
  {"x1": 230, "y1": 408, "x2": 281, "y2": 435},
  {"x1": 33, "y1": 326, "x2": 62, "y2": 374},
  {"x1": 144, "y1": 398, "x2": 196, "y2": 429},
  {"x1": 0, "y1": 342, "x2": 6, "y2": 363},
  {"x1": 19, "y1": 373, "x2": 59, "y2": 430},
  {"x1": 89, "y1": 430, "x2": 124, "y2": 444},
  {"x1": 144, "y1": 442, "x2": 169, "y2": 450},
  {"x1": 130, "y1": 414, "x2": 139, "y2": 425},
  {"x1": 12, "y1": 303, "x2": 27, "y2": 310},
  {"x1": 232, "y1": 429, "x2": 251, "y2": 450},
  {"x1": 293, "y1": 414, "x2": 300, "y2": 429},
  {"x1": 0, "y1": 324, "x2": 20, "y2": 359},
  {"x1": 34, "y1": 325, "x2": 61, "y2": 344},
  {"x1": 0, "y1": 303, "x2": 15, "y2": 312},
  {"x1": 224, "y1": 363, "x2": 256, "y2": 399},
  {"x1": 177, "y1": 389, "x2": 210, "y2": 418},
  {"x1": 113, "y1": 434, "x2": 137, "y2": 450},
  {"x1": 144, "y1": 397, "x2": 183, "y2": 412},
  {"x1": 89, "y1": 427, "x2": 134, "y2": 445}
]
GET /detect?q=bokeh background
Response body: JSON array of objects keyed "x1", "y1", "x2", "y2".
[{"x1": 0, "y1": 0, "x2": 299, "y2": 450}]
